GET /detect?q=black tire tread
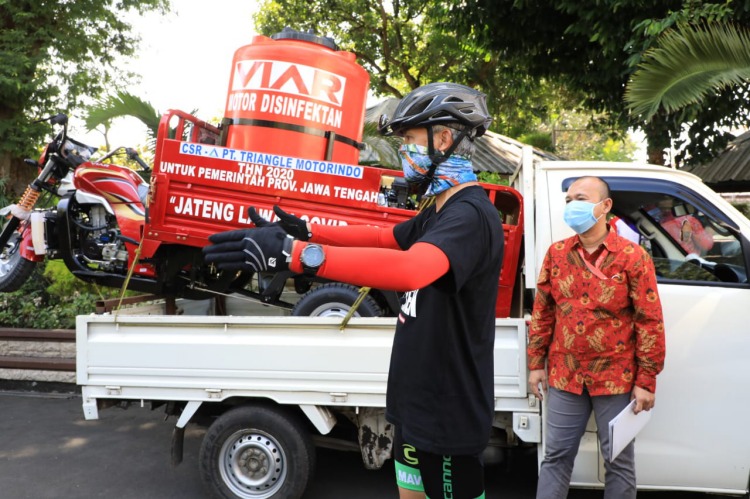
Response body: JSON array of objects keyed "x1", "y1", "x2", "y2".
[
  {"x1": 291, "y1": 282, "x2": 383, "y2": 317},
  {"x1": 0, "y1": 240, "x2": 36, "y2": 292},
  {"x1": 199, "y1": 404, "x2": 315, "y2": 499}
]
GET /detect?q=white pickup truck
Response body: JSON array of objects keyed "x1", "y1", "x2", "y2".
[{"x1": 77, "y1": 149, "x2": 750, "y2": 498}]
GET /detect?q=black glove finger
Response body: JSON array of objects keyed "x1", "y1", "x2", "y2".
[
  {"x1": 248, "y1": 207, "x2": 270, "y2": 227},
  {"x1": 214, "y1": 260, "x2": 259, "y2": 273},
  {"x1": 207, "y1": 226, "x2": 290, "y2": 274},
  {"x1": 207, "y1": 228, "x2": 253, "y2": 244},
  {"x1": 202, "y1": 238, "x2": 250, "y2": 255},
  {"x1": 273, "y1": 205, "x2": 311, "y2": 240},
  {"x1": 203, "y1": 250, "x2": 248, "y2": 264},
  {"x1": 273, "y1": 205, "x2": 300, "y2": 226}
]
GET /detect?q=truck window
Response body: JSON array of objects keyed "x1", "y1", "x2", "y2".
[{"x1": 609, "y1": 191, "x2": 748, "y2": 285}]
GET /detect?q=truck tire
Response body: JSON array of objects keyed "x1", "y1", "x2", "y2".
[
  {"x1": 291, "y1": 283, "x2": 383, "y2": 317},
  {"x1": 199, "y1": 405, "x2": 315, "y2": 499},
  {"x1": 0, "y1": 230, "x2": 36, "y2": 292}
]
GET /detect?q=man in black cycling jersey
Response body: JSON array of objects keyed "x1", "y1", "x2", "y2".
[{"x1": 203, "y1": 82, "x2": 504, "y2": 499}]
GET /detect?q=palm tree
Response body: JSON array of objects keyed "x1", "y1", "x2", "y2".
[
  {"x1": 625, "y1": 22, "x2": 750, "y2": 120},
  {"x1": 85, "y1": 91, "x2": 161, "y2": 152},
  {"x1": 360, "y1": 121, "x2": 402, "y2": 168}
]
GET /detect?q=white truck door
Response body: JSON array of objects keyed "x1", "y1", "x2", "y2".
[{"x1": 537, "y1": 163, "x2": 750, "y2": 494}]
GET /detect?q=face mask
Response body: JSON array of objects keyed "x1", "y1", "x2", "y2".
[
  {"x1": 564, "y1": 200, "x2": 603, "y2": 234},
  {"x1": 398, "y1": 143, "x2": 477, "y2": 197},
  {"x1": 398, "y1": 143, "x2": 433, "y2": 186}
]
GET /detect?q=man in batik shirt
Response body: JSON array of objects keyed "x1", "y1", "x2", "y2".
[{"x1": 528, "y1": 176, "x2": 666, "y2": 499}]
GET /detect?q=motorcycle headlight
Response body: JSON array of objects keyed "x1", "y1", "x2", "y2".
[{"x1": 64, "y1": 138, "x2": 96, "y2": 162}]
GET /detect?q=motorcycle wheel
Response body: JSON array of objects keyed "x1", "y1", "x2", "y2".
[
  {"x1": 291, "y1": 283, "x2": 383, "y2": 318},
  {"x1": 0, "y1": 229, "x2": 36, "y2": 292}
]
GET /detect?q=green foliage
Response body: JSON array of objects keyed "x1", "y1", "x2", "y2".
[
  {"x1": 626, "y1": 22, "x2": 750, "y2": 119},
  {"x1": 517, "y1": 132, "x2": 553, "y2": 152},
  {"x1": 0, "y1": 261, "x2": 126, "y2": 329},
  {"x1": 43, "y1": 261, "x2": 93, "y2": 299},
  {"x1": 477, "y1": 171, "x2": 508, "y2": 186},
  {"x1": 0, "y1": 0, "x2": 169, "y2": 159},
  {"x1": 450, "y1": 0, "x2": 750, "y2": 166},
  {"x1": 361, "y1": 121, "x2": 401, "y2": 168},
  {"x1": 0, "y1": 177, "x2": 10, "y2": 206},
  {"x1": 584, "y1": 137, "x2": 638, "y2": 162},
  {"x1": 542, "y1": 110, "x2": 639, "y2": 161},
  {"x1": 731, "y1": 201, "x2": 750, "y2": 219},
  {"x1": 0, "y1": 265, "x2": 85, "y2": 329},
  {"x1": 252, "y1": 0, "x2": 579, "y2": 138},
  {"x1": 85, "y1": 90, "x2": 161, "y2": 138}
]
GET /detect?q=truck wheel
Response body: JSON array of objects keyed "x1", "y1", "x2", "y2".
[
  {"x1": 291, "y1": 283, "x2": 382, "y2": 317},
  {"x1": 199, "y1": 405, "x2": 315, "y2": 499},
  {"x1": 0, "y1": 230, "x2": 36, "y2": 292}
]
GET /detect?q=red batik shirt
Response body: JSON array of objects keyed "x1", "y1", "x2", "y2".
[{"x1": 528, "y1": 229, "x2": 666, "y2": 395}]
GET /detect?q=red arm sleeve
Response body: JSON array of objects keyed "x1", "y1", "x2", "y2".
[
  {"x1": 290, "y1": 241, "x2": 449, "y2": 292},
  {"x1": 309, "y1": 223, "x2": 400, "y2": 249}
]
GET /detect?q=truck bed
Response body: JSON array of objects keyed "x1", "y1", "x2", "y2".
[{"x1": 76, "y1": 315, "x2": 529, "y2": 420}]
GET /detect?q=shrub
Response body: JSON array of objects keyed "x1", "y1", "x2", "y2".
[
  {"x1": 477, "y1": 171, "x2": 509, "y2": 186},
  {"x1": 0, "y1": 261, "x2": 126, "y2": 329},
  {"x1": 731, "y1": 201, "x2": 750, "y2": 219},
  {"x1": 518, "y1": 131, "x2": 553, "y2": 152}
]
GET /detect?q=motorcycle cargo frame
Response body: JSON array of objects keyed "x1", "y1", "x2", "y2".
[{"x1": 144, "y1": 110, "x2": 524, "y2": 318}]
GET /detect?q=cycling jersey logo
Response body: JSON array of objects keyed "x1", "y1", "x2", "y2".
[
  {"x1": 402, "y1": 444, "x2": 419, "y2": 466},
  {"x1": 397, "y1": 468, "x2": 422, "y2": 488},
  {"x1": 400, "y1": 290, "x2": 418, "y2": 318},
  {"x1": 443, "y1": 455, "x2": 453, "y2": 497}
]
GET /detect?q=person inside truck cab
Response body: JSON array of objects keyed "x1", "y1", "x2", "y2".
[
  {"x1": 649, "y1": 196, "x2": 714, "y2": 255},
  {"x1": 608, "y1": 214, "x2": 640, "y2": 244},
  {"x1": 528, "y1": 176, "x2": 666, "y2": 499},
  {"x1": 203, "y1": 82, "x2": 504, "y2": 499}
]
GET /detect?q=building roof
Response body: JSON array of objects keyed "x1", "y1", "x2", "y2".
[
  {"x1": 363, "y1": 98, "x2": 558, "y2": 175},
  {"x1": 683, "y1": 131, "x2": 750, "y2": 192}
]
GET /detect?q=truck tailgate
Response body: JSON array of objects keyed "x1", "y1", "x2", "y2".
[{"x1": 76, "y1": 315, "x2": 527, "y2": 408}]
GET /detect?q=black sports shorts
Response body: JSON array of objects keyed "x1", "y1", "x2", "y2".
[{"x1": 392, "y1": 426, "x2": 486, "y2": 499}]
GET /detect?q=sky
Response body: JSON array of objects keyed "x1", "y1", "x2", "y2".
[{"x1": 78, "y1": 0, "x2": 262, "y2": 148}]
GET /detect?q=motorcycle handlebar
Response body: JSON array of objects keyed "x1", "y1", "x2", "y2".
[
  {"x1": 126, "y1": 148, "x2": 151, "y2": 171},
  {"x1": 49, "y1": 113, "x2": 68, "y2": 126},
  {"x1": 32, "y1": 113, "x2": 69, "y2": 157},
  {"x1": 98, "y1": 147, "x2": 151, "y2": 171},
  {"x1": 32, "y1": 113, "x2": 68, "y2": 126}
]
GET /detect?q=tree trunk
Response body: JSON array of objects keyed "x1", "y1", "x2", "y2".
[
  {"x1": 0, "y1": 151, "x2": 36, "y2": 199},
  {"x1": 643, "y1": 116, "x2": 671, "y2": 166}
]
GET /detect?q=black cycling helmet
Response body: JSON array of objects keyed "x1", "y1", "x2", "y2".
[{"x1": 378, "y1": 82, "x2": 492, "y2": 138}]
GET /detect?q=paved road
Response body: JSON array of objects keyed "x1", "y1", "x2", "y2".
[{"x1": 0, "y1": 389, "x2": 731, "y2": 499}]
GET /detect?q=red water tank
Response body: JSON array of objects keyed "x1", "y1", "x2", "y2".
[{"x1": 223, "y1": 28, "x2": 370, "y2": 165}]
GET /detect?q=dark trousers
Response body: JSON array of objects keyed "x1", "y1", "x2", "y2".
[{"x1": 536, "y1": 387, "x2": 636, "y2": 499}]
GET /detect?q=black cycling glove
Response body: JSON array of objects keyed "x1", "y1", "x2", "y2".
[
  {"x1": 203, "y1": 225, "x2": 294, "y2": 273},
  {"x1": 273, "y1": 206, "x2": 312, "y2": 241},
  {"x1": 247, "y1": 207, "x2": 273, "y2": 228},
  {"x1": 247, "y1": 206, "x2": 311, "y2": 241}
]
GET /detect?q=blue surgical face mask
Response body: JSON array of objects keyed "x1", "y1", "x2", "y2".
[{"x1": 564, "y1": 200, "x2": 603, "y2": 234}]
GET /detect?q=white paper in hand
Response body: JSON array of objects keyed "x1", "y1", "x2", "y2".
[{"x1": 608, "y1": 399, "x2": 652, "y2": 461}]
